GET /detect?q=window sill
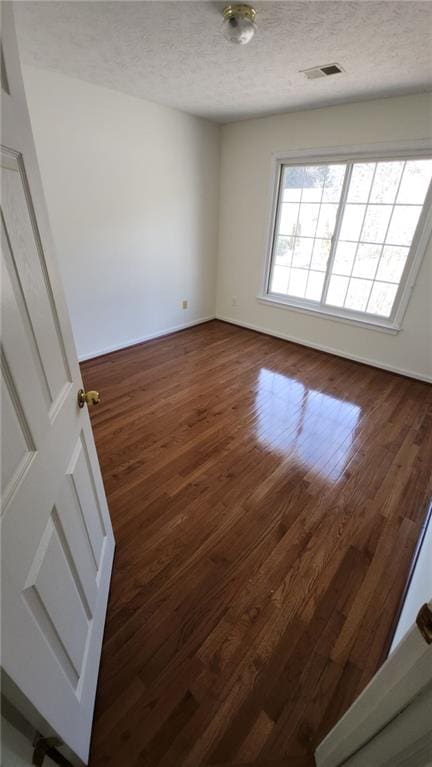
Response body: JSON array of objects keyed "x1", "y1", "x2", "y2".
[{"x1": 256, "y1": 294, "x2": 401, "y2": 335}]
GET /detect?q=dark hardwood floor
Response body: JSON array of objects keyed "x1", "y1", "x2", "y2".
[{"x1": 82, "y1": 320, "x2": 432, "y2": 767}]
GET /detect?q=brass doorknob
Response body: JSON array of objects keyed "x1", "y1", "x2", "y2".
[{"x1": 78, "y1": 389, "x2": 100, "y2": 408}]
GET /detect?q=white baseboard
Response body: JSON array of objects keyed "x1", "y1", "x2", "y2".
[
  {"x1": 216, "y1": 314, "x2": 432, "y2": 384},
  {"x1": 79, "y1": 312, "x2": 432, "y2": 383},
  {"x1": 78, "y1": 315, "x2": 215, "y2": 362}
]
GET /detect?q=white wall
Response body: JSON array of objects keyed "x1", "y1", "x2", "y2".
[
  {"x1": 22, "y1": 69, "x2": 432, "y2": 379},
  {"x1": 2, "y1": 716, "x2": 35, "y2": 767},
  {"x1": 22, "y1": 66, "x2": 220, "y2": 360},
  {"x1": 1, "y1": 716, "x2": 57, "y2": 767},
  {"x1": 216, "y1": 94, "x2": 432, "y2": 381}
]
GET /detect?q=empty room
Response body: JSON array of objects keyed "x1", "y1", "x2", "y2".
[{"x1": 1, "y1": 1, "x2": 432, "y2": 766}]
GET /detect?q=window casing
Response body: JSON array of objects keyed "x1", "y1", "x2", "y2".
[{"x1": 261, "y1": 147, "x2": 432, "y2": 332}]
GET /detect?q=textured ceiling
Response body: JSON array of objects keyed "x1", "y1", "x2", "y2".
[{"x1": 15, "y1": 0, "x2": 432, "y2": 123}]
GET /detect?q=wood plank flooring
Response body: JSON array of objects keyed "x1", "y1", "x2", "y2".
[{"x1": 82, "y1": 320, "x2": 432, "y2": 767}]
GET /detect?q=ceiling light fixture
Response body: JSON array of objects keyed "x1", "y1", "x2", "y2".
[{"x1": 222, "y1": 4, "x2": 257, "y2": 45}]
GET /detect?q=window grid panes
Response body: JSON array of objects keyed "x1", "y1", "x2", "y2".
[
  {"x1": 271, "y1": 164, "x2": 345, "y2": 302},
  {"x1": 268, "y1": 158, "x2": 432, "y2": 322}
]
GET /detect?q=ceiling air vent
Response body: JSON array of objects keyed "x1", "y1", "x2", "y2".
[{"x1": 301, "y1": 63, "x2": 345, "y2": 80}]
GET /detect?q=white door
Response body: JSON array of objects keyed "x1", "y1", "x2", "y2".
[
  {"x1": 1, "y1": 4, "x2": 115, "y2": 765},
  {"x1": 336, "y1": 683, "x2": 432, "y2": 767},
  {"x1": 315, "y1": 602, "x2": 432, "y2": 767}
]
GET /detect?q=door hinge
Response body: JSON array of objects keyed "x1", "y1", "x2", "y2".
[
  {"x1": 32, "y1": 735, "x2": 74, "y2": 767},
  {"x1": 416, "y1": 603, "x2": 432, "y2": 645}
]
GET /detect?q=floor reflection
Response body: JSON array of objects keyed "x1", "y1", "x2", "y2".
[{"x1": 255, "y1": 368, "x2": 361, "y2": 481}]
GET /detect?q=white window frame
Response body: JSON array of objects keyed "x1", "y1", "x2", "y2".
[{"x1": 258, "y1": 141, "x2": 432, "y2": 334}]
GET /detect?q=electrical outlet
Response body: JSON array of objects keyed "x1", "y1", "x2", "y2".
[{"x1": 182, "y1": 300, "x2": 188, "y2": 310}]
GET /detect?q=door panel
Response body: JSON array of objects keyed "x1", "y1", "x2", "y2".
[
  {"x1": 2, "y1": 212, "x2": 50, "y2": 443},
  {"x1": 2, "y1": 150, "x2": 71, "y2": 414},
  {"x1": 1, "y1": 5, "x2": 115, "y2": 764},
  {"x1": 58, "y1": 472, "x2": 99, "y2": 618},
  {"x1": 24, "y1": 507, "x2": 90, "y2": 686},
  {"x1": 68, "y1": 435, "x2": 107, "y2": 569},
  {"x1": 1, "y1": 357, "x2": 35, "y2": 508}
]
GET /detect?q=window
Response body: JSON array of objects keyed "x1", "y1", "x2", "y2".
[{"x1": 264, "y1": 154, "x2": 432, "y2": 331}]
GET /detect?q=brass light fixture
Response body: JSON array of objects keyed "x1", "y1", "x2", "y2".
[{"x1": 222, "y1": 4, "x2": 257, "y2": 45}]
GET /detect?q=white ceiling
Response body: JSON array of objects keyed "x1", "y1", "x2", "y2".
[{"x1": 15, "y1": 1, "x2": 432, "y2": 123}]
